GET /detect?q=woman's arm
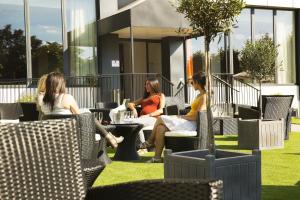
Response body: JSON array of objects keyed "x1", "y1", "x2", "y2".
[
  {"x1": 63, "y1": 94, "x2": 81, "y2": 114},
  {"x1": 128, "y1": 98, "x2": 143, "y2": 117}
]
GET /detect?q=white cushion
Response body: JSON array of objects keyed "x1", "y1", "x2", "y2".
[
  {"x1": 142, "y1": 126, "x2": 153, "y2": 131},
  {"x1": 0, "y1": 119, "x2": 20, "y2": 124},
  {"x1": 165, "y1": 130, "x2": 197, "y2": 137}
]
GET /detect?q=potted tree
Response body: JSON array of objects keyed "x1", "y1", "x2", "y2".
[
  {"x1": 237, "y1": 35, "x2": 286, "y2": 149},
  {"x1": 164, "y1": 1, "x2": 261, "y2": 199}
]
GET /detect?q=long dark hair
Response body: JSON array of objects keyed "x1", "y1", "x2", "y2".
[
  {"x1": 143, "y1": 77, "x2": 161, "y2": 98},
  {"x1": 43, "y1": 72, "x2": 66, "y2": 111}
]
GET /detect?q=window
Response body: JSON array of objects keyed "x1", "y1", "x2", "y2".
[
  {"x1": 275, "y1": 11, "x2": 295, "y2": 84},
  {"x1": 0, "y1": 0, "x2": 26, "y2": 79},
  {"x1": 29, "y1": 0, "x2": 63, "y2": 78},
  {"x1": 231, "y1": 8, "x2": 251, "y2": 73},
  {"x1": 254, "y1": 9, "x2": 273, "y2": 40},
  {"x1": 66, "y1": 0, "x2": 97, "y2": 76}
]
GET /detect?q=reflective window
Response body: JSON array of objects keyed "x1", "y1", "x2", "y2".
[
  {"x1": 186, "y1": 34, "x2": 225, "y2": 79},
  {"x1": 66, "y1": 0, "x2": 97, "y2": 76},
  {"x1": 0, "y1": 0, "x2": 26, "y2": 79},
  {"x1": 254, "y1": 9, "x2": 273, "y2": 40},
  {"x1": 29, "y1": 0, "x2": 63, "y2": 78},
  {"x1": 231, "y1": 8, "x2": 251, "y2": 73},
  {"x1": 276, "y1": 11, "x2": 295, "y2": 84}
]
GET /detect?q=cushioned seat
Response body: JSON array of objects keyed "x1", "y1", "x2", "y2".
[
  {"x1": 165, "y1": 130, "x2": 197, "y2": 137},
  {"x1": 165, "y1": 111, "x2": 209, "y2": 152}
]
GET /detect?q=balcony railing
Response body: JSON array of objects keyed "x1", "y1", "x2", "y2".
[{"x1": 0, "y1": 73, "x2": 174, "y2": 108}]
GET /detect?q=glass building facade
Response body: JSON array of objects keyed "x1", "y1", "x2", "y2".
[
  {"x1": 0, "y1": 0, "x2": 97, "y2": 79},
  {"x1": 186, "y1": 8, "x2": 296, "y2": 84}
]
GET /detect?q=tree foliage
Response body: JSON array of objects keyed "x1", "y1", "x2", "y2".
[
  {"x1": 176, "y1": 0, "x2": 245, "y2": 44},
  {"x1": 240, "y1": 35, "x2": 279, "y2": 82},
  {"x1": 175, "y1": 0, "x2": 245, "y2": 153}
]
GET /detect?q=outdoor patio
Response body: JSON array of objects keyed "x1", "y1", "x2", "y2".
[{"x1": 95, "y1": 133, "x2": 300, "y2": 200}]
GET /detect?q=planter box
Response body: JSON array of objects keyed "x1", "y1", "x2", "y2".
[
  {"x1": 164, "y1": 149, "x2": 261, "y2": 200},
  {"x1": 238, "y1": 119, "x2": 284, "y2": 150}
]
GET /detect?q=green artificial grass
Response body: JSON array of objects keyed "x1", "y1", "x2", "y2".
[
  {"x1": 94, "y1": 133, "x2": 300, "y2": 200},
  {"x1": 291, "y1": 117, "x2": 300, "y2": 124}
]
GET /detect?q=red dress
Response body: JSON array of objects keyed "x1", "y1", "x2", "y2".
[{"x1": 140, "y1": 95, "x2": 160, "y2": 116}]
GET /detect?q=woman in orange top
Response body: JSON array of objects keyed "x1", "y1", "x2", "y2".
[
  {"x1": 128, "y1": 77, "x2": 165, "y2": 118},
  {"x1": 143, "y1": 73, "x2": 207, "y2": 163},
  {"x1": 127, "y1": 77, "x2": 165, "y2": 147}
]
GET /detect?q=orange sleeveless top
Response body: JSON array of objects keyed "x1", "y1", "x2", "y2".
[{"x1": 140, "y1": 95, "x2": 160, "y2": 116}]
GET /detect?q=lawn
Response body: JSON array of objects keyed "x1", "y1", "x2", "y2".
[{"x1": 94, "y1": 133, "x2": 300, "y2": 200}]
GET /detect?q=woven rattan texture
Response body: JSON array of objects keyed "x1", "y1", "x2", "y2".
[
  {"x1": 0, "y1": 119, "x2": 86, "y2": 200},
  {"x1": 86, "y1": 179, "x2": 222, "y2": 200},
  {"x1": 76, "y1": 113, "x2": 96, "y2": 159}
]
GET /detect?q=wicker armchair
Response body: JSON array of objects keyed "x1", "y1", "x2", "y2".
[
  {"x1": 0, "y1": 102, "x2": 23, "y2": 121},
  {"x1": 86, "y1": 179, "x2": 223, "y2": 200},
  {"x1": 238, "y1": 95, "x2": 294, "y2": 140},
  {"x1": 42, "y1": 113, "x2": 105, "y2": 187},
  {"x1": 165, "y1": 111, "x2": 209, "y2": 152},
  {"x1": 0, "y1": 119, "x2": 87, "y2": 199}
]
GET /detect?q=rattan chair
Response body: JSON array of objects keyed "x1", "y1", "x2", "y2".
[
  {"x1": 165, "y1": 111, "x2": 209, "y2": 152},
  {"x1": 0, "y1": 102, "x2": 23, "y2": 121},
  {"x1": 42, "y1": 113, "x2": 105, "y2": 187},
  {"x1": 238, "y1": 95, "x2": 294, "y2": 140},
  {"x1": 86, "y1": 179, "x2": 223, "y2": 200}
]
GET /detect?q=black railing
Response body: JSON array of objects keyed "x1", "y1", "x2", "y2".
[
  {"x1": 213, "y1": 73, "x2": 260, "y2": 115},
  {"x1": 0, "y1": 73, "x2": 174, "y2": 108}
]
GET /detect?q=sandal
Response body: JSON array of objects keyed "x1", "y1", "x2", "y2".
[
  {"x1": 106, "y1": 132, "x2": 124, "y2": 149},
  {"x1": 139, "y1": 141, "x2": 154, "y2": 149},
  {"x1": 146, "y1": 157, "x2": 163, "y2": 163}
]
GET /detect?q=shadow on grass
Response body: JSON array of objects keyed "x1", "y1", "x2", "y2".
[
  {"x1": 262, "y1": 185, "x2": 300, "y2": 200},
  {"x1": 216, "y1": 145, "x2": 239, "y2": 150},
  {"x1": 215, "y1": 136, "x2": 237, "y2": 142},
  {"x1": 283, "y1": 153, "x2": 300, "y2": 156}
]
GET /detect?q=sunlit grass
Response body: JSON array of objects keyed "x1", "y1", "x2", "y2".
[{"x1": 94, "y1": 133, "x2": 300, "y2": 200}]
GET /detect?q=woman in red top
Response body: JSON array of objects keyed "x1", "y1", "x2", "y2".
[
  {"x1": 128, "y1": 77, "x2": 165, "y2": 118},
  {"x1": 127, "y1": 78, "x2": 165, "y2": 150}
]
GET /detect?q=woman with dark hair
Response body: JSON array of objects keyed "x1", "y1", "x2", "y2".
[
  {"x1": 127, "y1": 77, "x2": 166, "y2": 150},
  {"x1": 39, "y1": 72, "x2": 123, "y2": 148},
  {"x1": 142, "y1": 73, "x2": 207, "y2": 163},
  {"x1": 128, "y1": 77, "x2": 165, "y2": 118}
]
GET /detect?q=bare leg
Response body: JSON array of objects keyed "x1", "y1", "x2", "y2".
[
  {"x1": 153, "y1": 124, "x2": 169, "y2": 159},
  {"x1": 147, "y1": 117, "x2": 165, "y2": 144}
]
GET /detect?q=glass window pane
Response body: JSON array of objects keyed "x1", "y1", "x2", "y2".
[
  {"x1": 254, "y1": 9, "x2": 273, "y2": 40},
  {"x1": 29, "y1": 0, "x2": 63, "y2": 78},
  {"x1": 66, "y1": 0, "x2": 97, "y2": 76},
  {"x1": 0, "y1": 0, "x2": 26, "y2": 79},
  {"x1": 231, "y1": 8, "x2": 251, "y2": 74},
  {"x1": 186, "y1": 37, "x2": 205, "y2": 79},
  {"x1": 276, "y1": 10, "x2": 295, "y2": 84}
]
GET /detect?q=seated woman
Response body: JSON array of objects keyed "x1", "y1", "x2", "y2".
[
  {"x1": 142, "y1": 73, "x2": 207, "y2": 163},
  {"x1": 39, "y1": 72, "x2": 123, "y2": 148},
  {"x1": 127, "y1": 77, "x2": 165, "y2": 145}
]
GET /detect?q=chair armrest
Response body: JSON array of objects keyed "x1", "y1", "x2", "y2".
[
  {"x1": 86, "y1": 179, "x2": 223, "y2": 200},
  {"x1": 238, "y1": 106, "x2": 259, "y2": 119}
]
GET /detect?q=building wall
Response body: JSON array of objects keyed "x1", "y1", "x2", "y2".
[{"x1": 246, "y1": 0, "x2": 300, "y2": 8}]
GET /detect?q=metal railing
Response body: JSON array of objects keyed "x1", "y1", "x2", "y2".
[{"x1": 0, "y1": 73, "x2": 174, "y2": 108}]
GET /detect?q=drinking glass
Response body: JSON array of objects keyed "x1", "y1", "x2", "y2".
[{"x1": 97, "y1": 112, "x2": 103, "y2": 124}]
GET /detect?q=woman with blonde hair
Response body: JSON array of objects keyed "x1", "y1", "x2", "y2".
[{"x1": 36, "y1": 74, "x2": 48, "y2": 119}]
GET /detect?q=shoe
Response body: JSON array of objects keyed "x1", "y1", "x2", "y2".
[
  {"x1": 139, "y1": 141, "x2": 154, "y2": 149},
  {"x1": 137, "y1": 148, "x2": 148, "y2": 155},
  {"x1": 146, "y1": 157, "x2": 163, "y2": 163},
  {"x1": 106, "y1": 132, "x2": 124, "y2": 149}
]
